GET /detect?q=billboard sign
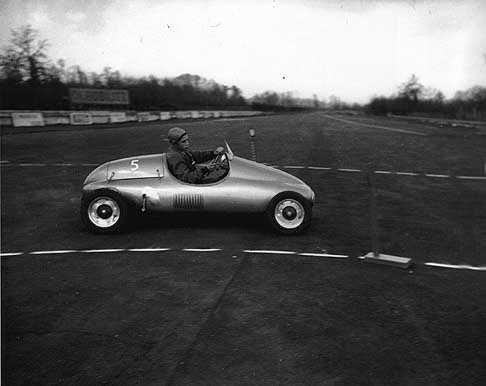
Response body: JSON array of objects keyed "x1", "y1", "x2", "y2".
[
  {"x1": 137, "y1": 112, "x2": 159, "y2": 122},
  {"x1": 175, "y1": 111, "x2": 192, "y2": 119},
  {"x1": 110, "y1": 112, "x2": 127, "y2": 123},
  {"x1": 11, "y1": 112, "x2": 45, "y2": 127},
  {"x1": 160, "y1": 112, "x2": 171, "y2": 120},
  {"x1": 137, "y1": 112, "x2": 151, "y2": 122},
  {"x1": 70, "y1": 112, "x2": 92, "y2": 125},
  {"x1": 69, "y1": 88, "x2": 129, "y2": 105},
  {"x1": 44, "y1": 116, "x2": 70, "y2": 125}
]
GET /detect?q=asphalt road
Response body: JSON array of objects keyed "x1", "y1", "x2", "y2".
[{"x1": 2, "y1": 112, "x2": 486, "y2": 386}]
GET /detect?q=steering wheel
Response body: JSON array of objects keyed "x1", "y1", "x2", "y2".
[{"x1": 208, "y1": 152, "x2": 228, "y2": 171}]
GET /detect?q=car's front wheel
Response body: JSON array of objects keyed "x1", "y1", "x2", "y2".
[
  {"x1": 266, "y1": 192, "x2": 312, "y2": 234},
  {"x1": 81, "y1": 189, "x2": 128, "y2": 233}
]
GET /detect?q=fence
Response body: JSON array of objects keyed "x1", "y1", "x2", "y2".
[{"x1": 0, "y1": 110, "x2": 265, "y2": 128}]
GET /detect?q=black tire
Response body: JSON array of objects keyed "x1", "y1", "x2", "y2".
[
  {"x1": 81, "y1": 189, "x2": 129, "y2": 234},
  {"x1": 265, "y1": 192, "x2": 312, "y2": 235}
]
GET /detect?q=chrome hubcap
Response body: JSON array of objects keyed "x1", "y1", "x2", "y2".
[
  {"x1": 88, "y1": 197, "x2": 120, "y2": 228},
  {"x1": 97, "y1": 204, "x2": 113, "y2": 219},
  {"x1": 274, "y1": 199, "x2": 304, "y2": 229}
]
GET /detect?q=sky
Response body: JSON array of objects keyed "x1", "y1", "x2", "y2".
[{"x1": 0, "y1": 0, "x2": 485, "y2": 103}]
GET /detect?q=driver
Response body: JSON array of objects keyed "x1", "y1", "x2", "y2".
[{"x1": 166, "y1": 127, "x2": 225, "y2": 184}]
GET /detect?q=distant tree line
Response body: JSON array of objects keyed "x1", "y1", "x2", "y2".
[
  {"x1": 0, "y1": 25, "x2": 325, "y2": 112},
  {"x1": 366, "y1": 74, "x2": 486, "y2": 121},
  {"x1": 0, "y1": 25, "x2": 247, "y2": 110},
  {"x1": 250, "y1": 91, "x2": 322, "y2": 111},
  {"x1": 2, "y1": 25, "x2": 484, "y2": 120}
]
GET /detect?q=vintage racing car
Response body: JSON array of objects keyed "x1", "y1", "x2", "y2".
[{"x1": 81, "y1": 143, "x2": 315, "y2": 234}]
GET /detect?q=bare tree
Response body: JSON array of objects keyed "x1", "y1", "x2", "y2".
[
  {"x1": 0, "y1": 45, "x2": 23, "y2": 82},
  {"x1": 0, "y1": 25, "x2": 49, "y2": 84},
  {"x1": 399, "y1": 74, "x2": 424, "y2": 103}
]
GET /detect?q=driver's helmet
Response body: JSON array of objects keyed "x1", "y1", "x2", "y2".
[{"x1": 167, "y1": 127, "x2": 187, "y2": 144}]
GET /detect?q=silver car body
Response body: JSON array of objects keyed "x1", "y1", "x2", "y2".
[{"x1": 82, "y1": 145, "x2": 315, "y2": 213}]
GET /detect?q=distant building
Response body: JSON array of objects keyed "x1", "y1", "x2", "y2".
[{"x1": 69, "y1": 88, "x2": 130, "y2": 110}]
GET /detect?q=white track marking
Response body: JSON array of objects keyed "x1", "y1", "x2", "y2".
[
  {"x1": 337, "y1": 168, "x2": 362, "y2": 173},
  {"x1": 395, "y1": 171, "x2": 420, "y2": 176},
  {"x1": 183, "y1": 248, "x2": 222, "y2": 252},
  {"x1": 425, "y1": 262, "x2": 486, "y2": 271},
  {"x1": 456, "y1": 176, "x2": 486, "y2": 180},
  {"x1": 243, "y1": 250, "x2": 296, "y2": 255},
  {"x1": 81, "y1": 249, "x2": 126, "y2": 253},
  {"x1": 308, "y1": 166, "x2": 332, "y2": 170},
  {"x1": 299, "y1": 252, "x2": 348, "y2": 258},
  {"x1": 30, "y1": 250, "x2": 78, "y2": 255},
  {"x1": 2, "y1": 249, "x2": 485, "y2": 272},
  {"x1": 127, "y1": 248, "x2": 171, "y2": 252},
  {"x1": 375, "y1": 170, "x2": 393, "y2": 174},
  {"x1": 323, "y1": 114, "x2": 427, "y2": 136},
  {"x1": 425, "y1": 174, "x2": 449, "y2": 178},
  {"x1": 283, "y1": 166, "x2": 305, "y2": 169},
  {"x1": 0, "y1": 160, "x2": 9, "y2": 164}
]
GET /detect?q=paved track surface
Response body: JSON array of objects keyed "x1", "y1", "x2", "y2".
[{"x1": 2, "y1": 112, "x2": 486, "y2": 385}]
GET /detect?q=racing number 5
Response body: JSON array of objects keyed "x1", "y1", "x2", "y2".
[{"x1": 131, "y1": 159, "x2": 139, "y2": 171}]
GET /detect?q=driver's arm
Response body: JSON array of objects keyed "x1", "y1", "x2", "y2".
[
  {"x1": 192, "y1": 147, "x2": 223, "y2": 163},
  {"x1": 169, "y1": 158, "x2": 205, "y2": 183},
  {"x1": 191, "y1": 150, "x2": 215, "y2": 163}
]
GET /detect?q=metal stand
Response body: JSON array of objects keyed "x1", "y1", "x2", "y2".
[
  {"x1": 362, "y1": 170, "x2": 414, "y2": 269},
  {"x1": 363, "y1": 252, "x2": 413, "y2": 269}
]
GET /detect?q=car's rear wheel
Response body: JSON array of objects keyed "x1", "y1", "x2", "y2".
[
  {"x1": 81, "y1": 189, "x2": 128, "y2": 233},
  {"x1": 266, "y1": 192, "x2": 312, "y2": 234}
]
